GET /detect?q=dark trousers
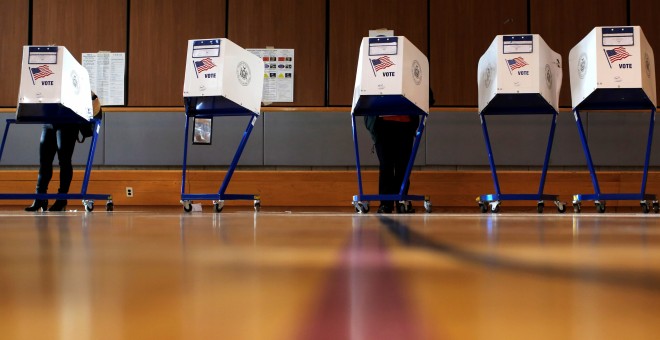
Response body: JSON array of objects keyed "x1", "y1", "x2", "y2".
[
  {"x1": 373, "y1": 118, "x2": 418, "y2": 208},
  {"x1": 36, "y1": 124, "x2": 78, "y2": 194}
]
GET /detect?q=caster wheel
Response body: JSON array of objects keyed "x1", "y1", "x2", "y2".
[
  {"x1": 84, "y1": 200, "x2": 94, "y2": 212},
  {"x1": 641, "y1": 201, "x2": 650, "y2": 214},
  {"x1": 653, "y1": 201, "x2": 659, "y2": 213},
  {"x1": 490, "y1": 202, "x2": 500, "y2": 213},
  {"x1": 556, "y1": 202, "x2": 566, "y2": 213},
  {"x1": 537, "y1": 202, "x2": 544, "y2": 214},
  {"x1": 355, "y1": 201, "x2": 369, "y2": 213},
  {"x1": 106, "y1": 201, "x2": 114, "y2": 212},
  {"x1": 396, "y1": 201, "x2": 415, "y2": 214},
  {"x1": 182, "y1": 200, "x2": 193, "y2": 212},
  {"x1": 573, "y1": 202, "x2": 581, "y2": 213},
  {"x1": 254, "y1": 200, "x2": 261, "y2": 212},
  {"x1": 595, "y1": 201, "x2": 606, "y2": 213},
  {"x1": 478, "y1": 201, "x2": 488, "y2": 213},
  {"x1": 424, "y1": 200, "x2": 432, "y2": 213},
  {"x1": 213, "y1": 201, "x2": 224, "y2": 213}
]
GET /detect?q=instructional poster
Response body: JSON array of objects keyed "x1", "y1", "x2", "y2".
[
  {"x1": 247, "y1": 48, "x2": 294, "y2": 103},
  {"x1": 81, "y1": 52, "x2": 126, "y2": 105}
]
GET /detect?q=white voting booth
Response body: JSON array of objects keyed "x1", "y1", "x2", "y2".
[
  {"x1": 180, "y1": 38, "x2": 265, "y2": 213},
  {"x1": 475, "y1": 34, "x2": 565, "y2": 213},
  {"x1": 352, "y1": 36, "x2": 429, "y2": 115},
  {"x1": 350, "y1": 36, "x2": 432, "y2": 213},
  {"x1": 17, "y1": 46, "x2": 93, "y2": 123},
  {"x1": 568, "y1": 26, "x2": 658, "y2": 213},
  {"x1": 478, "y1": 34, "x2": 562, "y2": 114},
  {"x1": 0, "y1": 45, "x2": 111, "y2": 212},
  {"x1": 569, "y1": 26, "x2": 656, "y2": 110},
  {"x1": 183, "y1": 38, "x2": 264, "y2": 115}
]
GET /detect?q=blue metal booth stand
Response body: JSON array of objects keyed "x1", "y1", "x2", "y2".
[
  {"x1": 571, "y1": 91, "x2": 658, "y2": 213},
  {"x1": 180, "y1": 97, "x2": 261, "y2": 213},
  {"x1": 476, "y1": 94, "x2": 566, "y2": 214},
  {"x1": 351, "y1": 95, "x2": 432, "y2": 214},
  {"x1": 0, "y1": 108, "x2": 112, "y2": 212}
]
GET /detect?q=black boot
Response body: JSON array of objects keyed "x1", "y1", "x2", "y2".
[
  {"x1": 25, "y1": 200, "x2": 48, "y2": 212},
  {"x1": 48, "y1": 200, "x2": 68, "y2": 212}
]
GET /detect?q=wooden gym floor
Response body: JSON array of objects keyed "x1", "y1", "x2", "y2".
[{"x1": 1, "y1": 206, "x2": 660, "y2": 339}]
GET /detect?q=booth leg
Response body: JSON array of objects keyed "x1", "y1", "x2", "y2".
[{"x1": 573, "y1": 109, "x2": 602, "y2": 197}]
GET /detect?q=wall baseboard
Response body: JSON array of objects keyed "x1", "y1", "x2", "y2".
[{"x1": 1, "y1": 170, "x2": 658, "y2": 211}]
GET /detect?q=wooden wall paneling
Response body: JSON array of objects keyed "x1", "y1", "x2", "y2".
[
  {"x1": 0, "y1": 1, "x2": 29, "y2": 106},
  {"x1": 430, "y1": 0, "x2": 527, "y2": 106},
  {"x1": 32, "y1": 0, "x2": 127, "y2": 65},
  {"x1": 328, "y1": 0, "x2": 428, "y2": 106},
  {"x1": 630, "y1": 0, "x2": 660, "y2": 106},
  {"x1": 1, "y1": 170, "x2": 658, "y2": 209},
  {"x1": 129, "y1": 0, "x2": 226, "y2": 106},
  {"x1": 228, "y1": 0, "x2": 326, "y2": 106},
  {"x1": 530, "y1": 0, "x2": 627, "y2": 108}
]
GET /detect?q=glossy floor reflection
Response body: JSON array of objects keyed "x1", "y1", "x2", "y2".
[{"x1": 1, "y1": 209, "x2": 660, "y2": 339}]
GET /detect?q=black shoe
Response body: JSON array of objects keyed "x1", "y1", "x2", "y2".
[
  {"x1": 377, "y1": 204, "x2": 393, "y2": 213},
  {"x1": 25, "y1": 200, "x2": 48, "y2": 212},
  {"x1": 48, "y1": 200, "x2": 68, "y2": 212}
]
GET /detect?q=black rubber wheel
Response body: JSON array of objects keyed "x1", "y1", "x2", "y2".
[
  {"x1": 596, "y1": 202, "x2": 606, "y2": 213},
  {"x1": 106, "y1": 202, "x2": 114, "y2": 212},
  {"x1": 355, "y1": 202, "x2": 369, "y2": 213},
  {"x1": 214, "y1": 202, "x2": 224, "y2": 213},
  {"x1": 537, "y1": 203, "x2": 544, "y2": 214},
  {"x1": 479, "y1": 202, "x2": 488, "y2": 213},
  {"x1": 573, "y1": 203, "x2": 581, "y2": 213}
]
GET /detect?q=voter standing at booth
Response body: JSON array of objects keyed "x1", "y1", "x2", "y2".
[
  {"x1": 365, "y1": 89, "x2": 434, "y2": 213},
  {"x1": 351, "y1": 35, "x2": 432, "y2": 214},
  {"x1": 25, "y1": 92, "x2": 101, "y2": 212}
]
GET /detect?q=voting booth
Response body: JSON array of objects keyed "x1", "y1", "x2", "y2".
[
  {"x1": 568, "y1": 26, "x2": 658, "y2": 213},
  {"x1": 0, "y1": 45, "x2": 111, "y2": 211},
  {"x1": 17, "y1": 46, "x2": 93, "y2": 123},
  {"x1": 476, "y1": 34, "x2": 565, "y2": 213},
  {"x1": 180, "y1": 38, "x2": 265, "y2": 213},
  {"x1": 350, "y1": 36, "x2": 431, "y2": 213}
]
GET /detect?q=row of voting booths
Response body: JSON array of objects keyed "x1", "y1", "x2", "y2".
[
  {"x1": 476, "y1": 26, "x2": 657, "y2": 213},
  {"x1": 0, "y1": 26, "x2": 656, "y2": 213}
]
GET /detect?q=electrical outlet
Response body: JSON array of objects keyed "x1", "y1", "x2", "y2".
[{"x1": 126, "y1": 187, "x2": 133, "y2": 197}]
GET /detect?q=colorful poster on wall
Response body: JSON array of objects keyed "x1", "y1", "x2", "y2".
[
  {"x1": 247, "y1": 48, "x2": 294, "y2": 103},
  {"x1": 81, "y1": 52, "x2": 125, "y2": 105}
]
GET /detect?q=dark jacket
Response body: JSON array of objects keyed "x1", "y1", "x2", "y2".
[{"x1": 364, "y1": 88, "x2": 434, "y2": 143}]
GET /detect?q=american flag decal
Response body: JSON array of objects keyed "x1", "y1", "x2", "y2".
[
  {"x1": 605, "y1": 47, "x2": 631, "y2": 64},
  {"x1": 30, "y1": 65, "x2": 54, "y2": 81},
  {"x1": 194, "y1": 58, "x2": 216, "y2": 73},
  {"x1": 370, "y1": 56, "x2": 394, "y2": 73},
  {"x1": 506, "y1": 57, "x2": 528, "y2": 71}
]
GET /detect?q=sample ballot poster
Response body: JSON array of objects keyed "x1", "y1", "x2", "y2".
[
  {"x1": 247, "y1": 49, "x2": 294, "y2": 102},
  {"x1": 82, "y1": 52, "x2": 126, "y2": 105}
]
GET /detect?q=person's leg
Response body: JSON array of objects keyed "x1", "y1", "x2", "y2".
[
  {"x1": 26, "y1": 126, "x2": 57, "y2": 211},
  {"x1": 48, "y1": 125, "x2": 78, "y2": 211}
]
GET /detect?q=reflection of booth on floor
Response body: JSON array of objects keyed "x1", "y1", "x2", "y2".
[
  {"x1": 181, "y1": 38, "x2": 264, "y2": 213},
  {"x1": 569, "y1": 26, "x2": 658, "y2": 213},
  {"x1": 0, "y1": 45, "x2": 111, "y2": 212},
  {"x1": 351, "y1": 35, "x2": 431, "y2": 213},
  {"x1": 476, "y1": 34, "x2": 565, "y2": 213}
]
